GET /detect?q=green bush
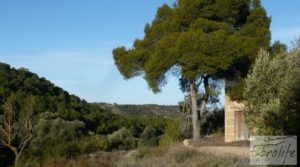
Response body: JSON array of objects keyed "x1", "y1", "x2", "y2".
[
  {"x1": 80, "y1": 135, "x2": 109, "y2": 152},
  {"x1": 227, "y1": 79, "x2": 246, "y2": 101},
  {"x1": 159, "y1": 121, "x2": 183, "y2": 146},
  {"x1": 244, "y1": 47, "x2": 300, "y2": 135},
  {"x1": 138, "y1": 125, "x2": 159, "y2": 147},
  {"x1": 107, "y1": 128, "x2": 138, "y2": 150},
  {"x1": 27, "y1": 115, "x2": 85, "y2": 159}
]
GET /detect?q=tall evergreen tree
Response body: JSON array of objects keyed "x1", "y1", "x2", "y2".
[{"x1": 113, "y1": 0, "x2": 270, "y2": 139}]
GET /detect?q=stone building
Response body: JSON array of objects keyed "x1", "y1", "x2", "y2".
[{"x1": 224, "y1": 95, "x2": 249, "y2": 142}]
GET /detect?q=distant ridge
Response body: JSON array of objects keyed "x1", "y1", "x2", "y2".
[{"x1": 93, "y1": 102, "x2": 182, "y2": 119}]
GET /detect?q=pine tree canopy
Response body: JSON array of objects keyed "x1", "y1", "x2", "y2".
[{"x1": 113, "y1": 0, "x2": 270, "y2": 93}]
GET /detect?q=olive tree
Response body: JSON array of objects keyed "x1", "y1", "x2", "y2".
[
  {"x1": 0, "y1": 96, "x2": 38, "y2": 166},
  {"x1": 244, "y1": 43, "x2": 300, "y2": 135}
]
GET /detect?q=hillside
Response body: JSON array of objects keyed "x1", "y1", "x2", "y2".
[
  {"x1": 0, "y1": 62, "x2": 178, "y2": 166},
  {"x1": 0, "y1": 62, "x2": 104, "y2": 120},
  {"x1": 94, "y1": 103, "x2": 182, "y2": 119},
  {"x1": 0, "y1": 62, "x2": 181, "y2": 119}
]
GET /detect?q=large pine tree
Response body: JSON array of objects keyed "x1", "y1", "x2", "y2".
[{"x1": 113, "y1": 0, "x2": 270, "y2": 139}]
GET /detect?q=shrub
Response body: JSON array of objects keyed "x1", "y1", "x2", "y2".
[
  {"x1": 159, "y1": 121, "x2": 183, "y2": 146},
  {"x1": 227, "y1": 79, "x2": 246, "y2": 101},
  {"x1": 107, "y1": 128, "x2": 138, "y2": 150},
  {"x1": 80, "y1": 135, "x2": 109, "y2": 152},
  {"x1": 138, "y1": 125, "x2": 159, "y2": 147},
  {"x1": 27, "y1": 115, "x2": 85, "y2": 159},
  {"x1": 244, "y1": 48, "x2": 300, "y2": 135},
  {"x1": 201, "y1": 109, "x2": 224, "y2": 136}
]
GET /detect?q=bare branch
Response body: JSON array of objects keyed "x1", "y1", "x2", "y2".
[
  {"x1": 0, "y1": 96, "x2": 37, "y2": 166},
  {"x1": 0, "y1": 126, "x2": 8, "y2": 137},
  {"x1": 0, "y1": 138, "x2": 6, "y2": 145}
]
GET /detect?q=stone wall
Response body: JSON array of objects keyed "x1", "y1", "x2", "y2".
[{"x1": 225, "y1": 95, "x2": 246, "y2": 142}]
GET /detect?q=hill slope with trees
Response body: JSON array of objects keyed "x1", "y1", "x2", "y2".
[
  {"x1": 95, "y1": 103, "x2": 182, "y2": 119},
  {"x1": 0, "y1": 62, "x2": 178, "y2": 166}
]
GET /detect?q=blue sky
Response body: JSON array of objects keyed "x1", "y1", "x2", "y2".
[{"x1": 0, "y1": 1, "x2": 300, "y2": 105}]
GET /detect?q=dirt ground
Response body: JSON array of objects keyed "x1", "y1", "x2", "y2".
[
  {"x1": 196, "y1": 146, "x2": 249, "y2": 158},
  {"x1": 183, "y1": 136, "x2": 250, "y2": 158},
  {"x1": 184, "y1": 136, "x2": 249, "y2": 147}
]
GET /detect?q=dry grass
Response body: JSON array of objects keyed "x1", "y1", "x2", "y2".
[
  {"x1": 184, "y1": 136, "x2": 250, "y2": 147},
  {"x1": 114, "y1": 145, "x2": 251, "y2": 167},
  {"x1": 19, "y1": 144, "x2": 263, "y2": 167}
]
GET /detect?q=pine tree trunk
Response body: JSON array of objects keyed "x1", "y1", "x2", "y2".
[{"x1": 190, "y1": 82, "x2": 200, "y2": 139}]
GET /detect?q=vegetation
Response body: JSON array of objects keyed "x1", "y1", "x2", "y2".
[
  {"x1": 1, "y1": 0, "x2": 298, "y2": 166},
  {"x1": 107, "y1": 127, "x2": 137, "y2": 150},
  {"x1": 244, "y1": 40, "x2": 300, "y2": 136},
  {"x1": 138, "y1": 125, "x2": 160, "y2": 147},
  {"x1": 16, "y1": 144, "x2": 252, "y2": 167},
  {"x1": 0, "y1": 63, "x2": 174, "y2": 166},
  {"x1": 159, "y1": 120, "x2": 183, "y2": 146},
  {"x1": 226, "y1": 40, "x2": 288, "y2": 101},
  {"x1": 0, "y1": 62, "x2": 227, "y2": 166},
  {"x1": 95, "y1": 103, "x2": 181, "y2": 119},
  {"x1": 126, "y1": 145, "x2": 250, "y2": 167},
  {"x1": 0, "y1": 96, "x2": 38, "y2": 166},
  {"x1": 113, "y1": 0, "x2": 271, "y2": 139}
]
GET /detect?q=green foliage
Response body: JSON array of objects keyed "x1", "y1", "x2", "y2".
[
  {"x1": 107, "y1": 128, "x2": 138, "y2": 150},
  {"x1": 138, "y1": 125, "x2": 159, "y2": 147},
  {"x1": 269, "y1": 40, "x2": 287, "y2": 56},
  {"x1": 201, "y1": 109, "x2": 224, "y2": 135},
  {"x1": 159, "y1": 120, "x2": 183, "y2": 146},
  {"x1": 95, "y1": 113, "x2": 167, "y2": 138},
  {"x1": 244, "y1": 46, "x2": 300, "y2": 135},
  {"x1": 113, "y1": 0, "x2": 270, "y2": 139},
  {"x1": 0, "y1": 62, "x2": 175, "y2": 166},
  {"x1": 0, "y1": 63, "x2": 105, "y2": 122},
  {"x1": 79, "y1": 135, "x2": 109, "y2": 153},
  {"x1": 113, "y1": 0, "x2": 270, "y2": 93},
  {"x1": 227, "y1": 79, "x2": 246, "y2": 101},
  {"x1": 96, "y1": 103, "x2": 182, "y2": 119},
  {"x1": 178, "y1": 108, "x2": 224, "y2": 138},
  {"x1": 28, "y1": 113, "x2": 85, "y2": 158},
  {"x1": 0, "y1": 94, "x2": 39, "y2": 166}
]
